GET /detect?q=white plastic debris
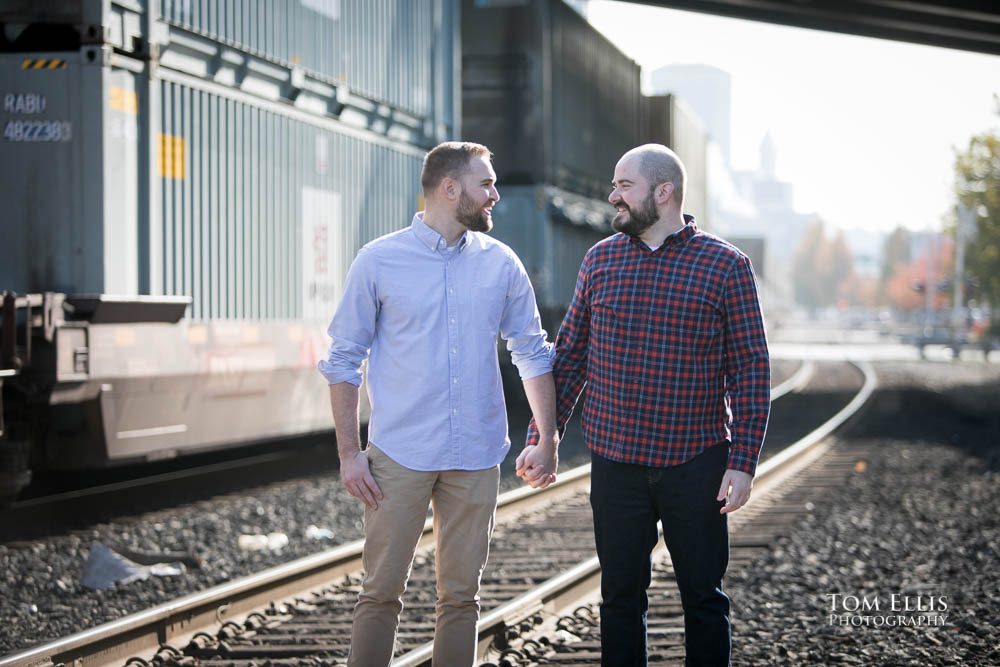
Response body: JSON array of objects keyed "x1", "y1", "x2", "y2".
[
  {"x1": 305, "y1": 525, "x2": 334, "y2": 541},
  {"x1": 80, "y1": 542, "x2": 187, "y2": 590},
  {"x1": 238, "y1": 532, "x2": 289, "y2": 551},
  {"x1": 237, "y1": 534, "x2": 269, "y2": 551},
  {"x1": 149, "y1": 562, "x2": 186, "y2": 577},
  {"x1": 267, "y1": 532, "x2": 289, "y2": 550}
]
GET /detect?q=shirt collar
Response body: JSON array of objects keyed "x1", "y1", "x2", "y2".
[
  {"x1": 628, "y1": 214, "x2": 698, "y2": 252},
  {"x1": 412, "y1": 212, "x2": 470, "y2": 252}
]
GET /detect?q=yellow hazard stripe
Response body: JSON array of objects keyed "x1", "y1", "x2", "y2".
[{"x1": 20, "y1": 59, "x2": 67, "y2": 70}]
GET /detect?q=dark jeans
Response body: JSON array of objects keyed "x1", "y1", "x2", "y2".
[{"x1": 590, "y1": 445, "x2": 731, "y2": 667}]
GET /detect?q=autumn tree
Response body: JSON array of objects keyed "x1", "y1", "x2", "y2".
[
  {"x1": 884, "y1": 237, "x2": 954, "y2": 312},
  {"x1": 879, "y1": 226, "x2": 912, "y2": 302}
]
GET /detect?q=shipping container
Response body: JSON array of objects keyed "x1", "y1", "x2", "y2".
[
  {"x1": 0, "y1": 0, "x2": 452, "y2": 498},
  {"x1": 461, "y1": 0, "x2": 642, "y2": 200},
  {"x1": 1, "y1": 0, "x2": 459, "y2": 316},
  {"x1": 1, "y1": 52, "x2": 429, "y2": 320}
]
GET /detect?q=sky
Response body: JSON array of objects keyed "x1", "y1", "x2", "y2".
[{"x1": 581, "y1": 1, "x2": 1000, "y2": 235}]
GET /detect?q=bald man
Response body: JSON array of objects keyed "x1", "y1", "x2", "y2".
[{"x1": 523, "y1": 144, "x2": 770, "y2": 666}]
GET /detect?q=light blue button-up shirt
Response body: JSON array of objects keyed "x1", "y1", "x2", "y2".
[{"x1": 318, "y1": 213, "x2": 553, "y2": 471}]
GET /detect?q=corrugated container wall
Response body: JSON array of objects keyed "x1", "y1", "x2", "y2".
[
  {"x1": 159, "y1": 0, "x2": 452, "y2": 124},
  {"x1": 461, "y1": 0, "x2": 641, "y2": 200},
  {"x1": 156, "y1": 77, "x2": 425, "y2": 321}
]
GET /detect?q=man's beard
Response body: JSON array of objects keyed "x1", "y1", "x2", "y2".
[
  {"x1": 612, "y1": 191, "x2": 658, "y2": 237},
  {"x1": 457, "y1": 191, "x2": 493, "y2": 232}
]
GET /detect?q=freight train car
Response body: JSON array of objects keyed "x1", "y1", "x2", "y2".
[
  {"x1": 0, "y1": 0, "x2": 458, "y2": 500},
  {"x1": 0, "y1": 0, "x2": 710, "y2": 502}
]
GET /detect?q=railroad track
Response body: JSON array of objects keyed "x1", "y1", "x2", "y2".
[
  {"x1": 2, "y1": 361, "x2": 810, "y2": 544},
  {"x1": 0, "y1": 359, "x2": 867, "y2": 667}
]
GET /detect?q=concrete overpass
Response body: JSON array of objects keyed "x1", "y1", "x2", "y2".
[{"x1": 630, "y1": 1, "x2": 1000, "y2": 55}]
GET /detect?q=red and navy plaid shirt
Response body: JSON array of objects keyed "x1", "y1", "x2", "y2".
[{"x1": 528, "y1": 219, "x2": 770, "y2": 475}]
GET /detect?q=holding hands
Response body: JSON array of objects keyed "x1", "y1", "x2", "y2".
[{"x1": 516, "y1": 434, "x2": 559, "y2": 489}]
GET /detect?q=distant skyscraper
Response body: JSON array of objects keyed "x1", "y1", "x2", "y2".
[
  {"x1": 760, "y1": 131, "x2": 777, "y2": 179},
  {"x1": 650, "y1": 64, "x2": 732, "y2": 166}
]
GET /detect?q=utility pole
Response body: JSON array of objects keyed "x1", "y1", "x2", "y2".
[
  {"x1": 952, "y1": 205, "x2": 977, "y2": 358},
  {"x1": 923, "y1": 230, "x2": 935, "y2": 345}
]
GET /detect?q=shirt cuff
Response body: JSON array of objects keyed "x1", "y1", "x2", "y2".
[
  {"x1": 316, "y1": 360, "x2": 363, "y2": 387},
  {"x1": 525, "y1": 419, "x2": 540, "y2": 448},
  {"x1": 726, "y1": 443, "x2": 760, "y2": 476},
  {"x1": 511, "y1": 346, "x2": 554, "y2": 380}
]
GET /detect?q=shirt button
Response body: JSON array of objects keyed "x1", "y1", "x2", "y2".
[
  {"x1": 451, "y1": 347, "x2": 457, "y2": 354},
  {"x1": 453, "y1": 378, "x2": 459, "y2": 384},
  {"x1": 452, "y1": 408, "x2": 459, "y2": 415},
  {"x1": 450, "y1": 318, "x2": 456, "y2": 324}
]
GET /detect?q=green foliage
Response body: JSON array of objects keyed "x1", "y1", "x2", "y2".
[{"x1": 954, "y1": 132, "x2": 1000, "y2": 323}]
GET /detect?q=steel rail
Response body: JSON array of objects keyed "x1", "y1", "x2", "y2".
[
  {"x1": 0, "y1": 445, "x2": 341, "y2": 542},
  {"x1": 7, "y1": 450, "x2": 297, "y2": 510},
  {"x1": 769, "y1": 359, "x2": 815, "y2": 401},
  {"x1": 393, "y1": 359, "x2": 876, "y2": 666},
  {"x1": 0, "y1": 361, "x2": 853, "y2": 667},
  {"x1": 0, "y1": 460, "x2": 593, "y2": 667}
]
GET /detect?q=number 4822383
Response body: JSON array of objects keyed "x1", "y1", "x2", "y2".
[{"x1": 3, "y1": 119, "x2": 72, "y2": 142}]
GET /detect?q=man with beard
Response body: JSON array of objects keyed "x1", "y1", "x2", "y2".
[
  {"x1": 320, "y1": 141, "x2": 559, "y2": 666},
  {"x1": 521, "y1": 144, "x2": 770, "y2": 666}
]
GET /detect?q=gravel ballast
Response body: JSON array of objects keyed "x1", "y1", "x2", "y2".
[{"x1": 728, "y1": 362, "x2": 1000, "y2": 666}]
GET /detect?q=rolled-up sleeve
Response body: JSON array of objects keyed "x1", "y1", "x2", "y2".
[
  {"x1": 500, "y1": 253, "x2": 553, "y2": 380},
  {"x1": 317, "y1": 247, "x2": 378, "y2": 386}
]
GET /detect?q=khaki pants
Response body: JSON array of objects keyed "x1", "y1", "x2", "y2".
[{"x1": 347, "y1": 445, "x2": 500, "y2": 666}]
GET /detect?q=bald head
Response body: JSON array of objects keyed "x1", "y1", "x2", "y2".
[{"x1": 622, "y1": 144, "x2": 686, "y2": 209}]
